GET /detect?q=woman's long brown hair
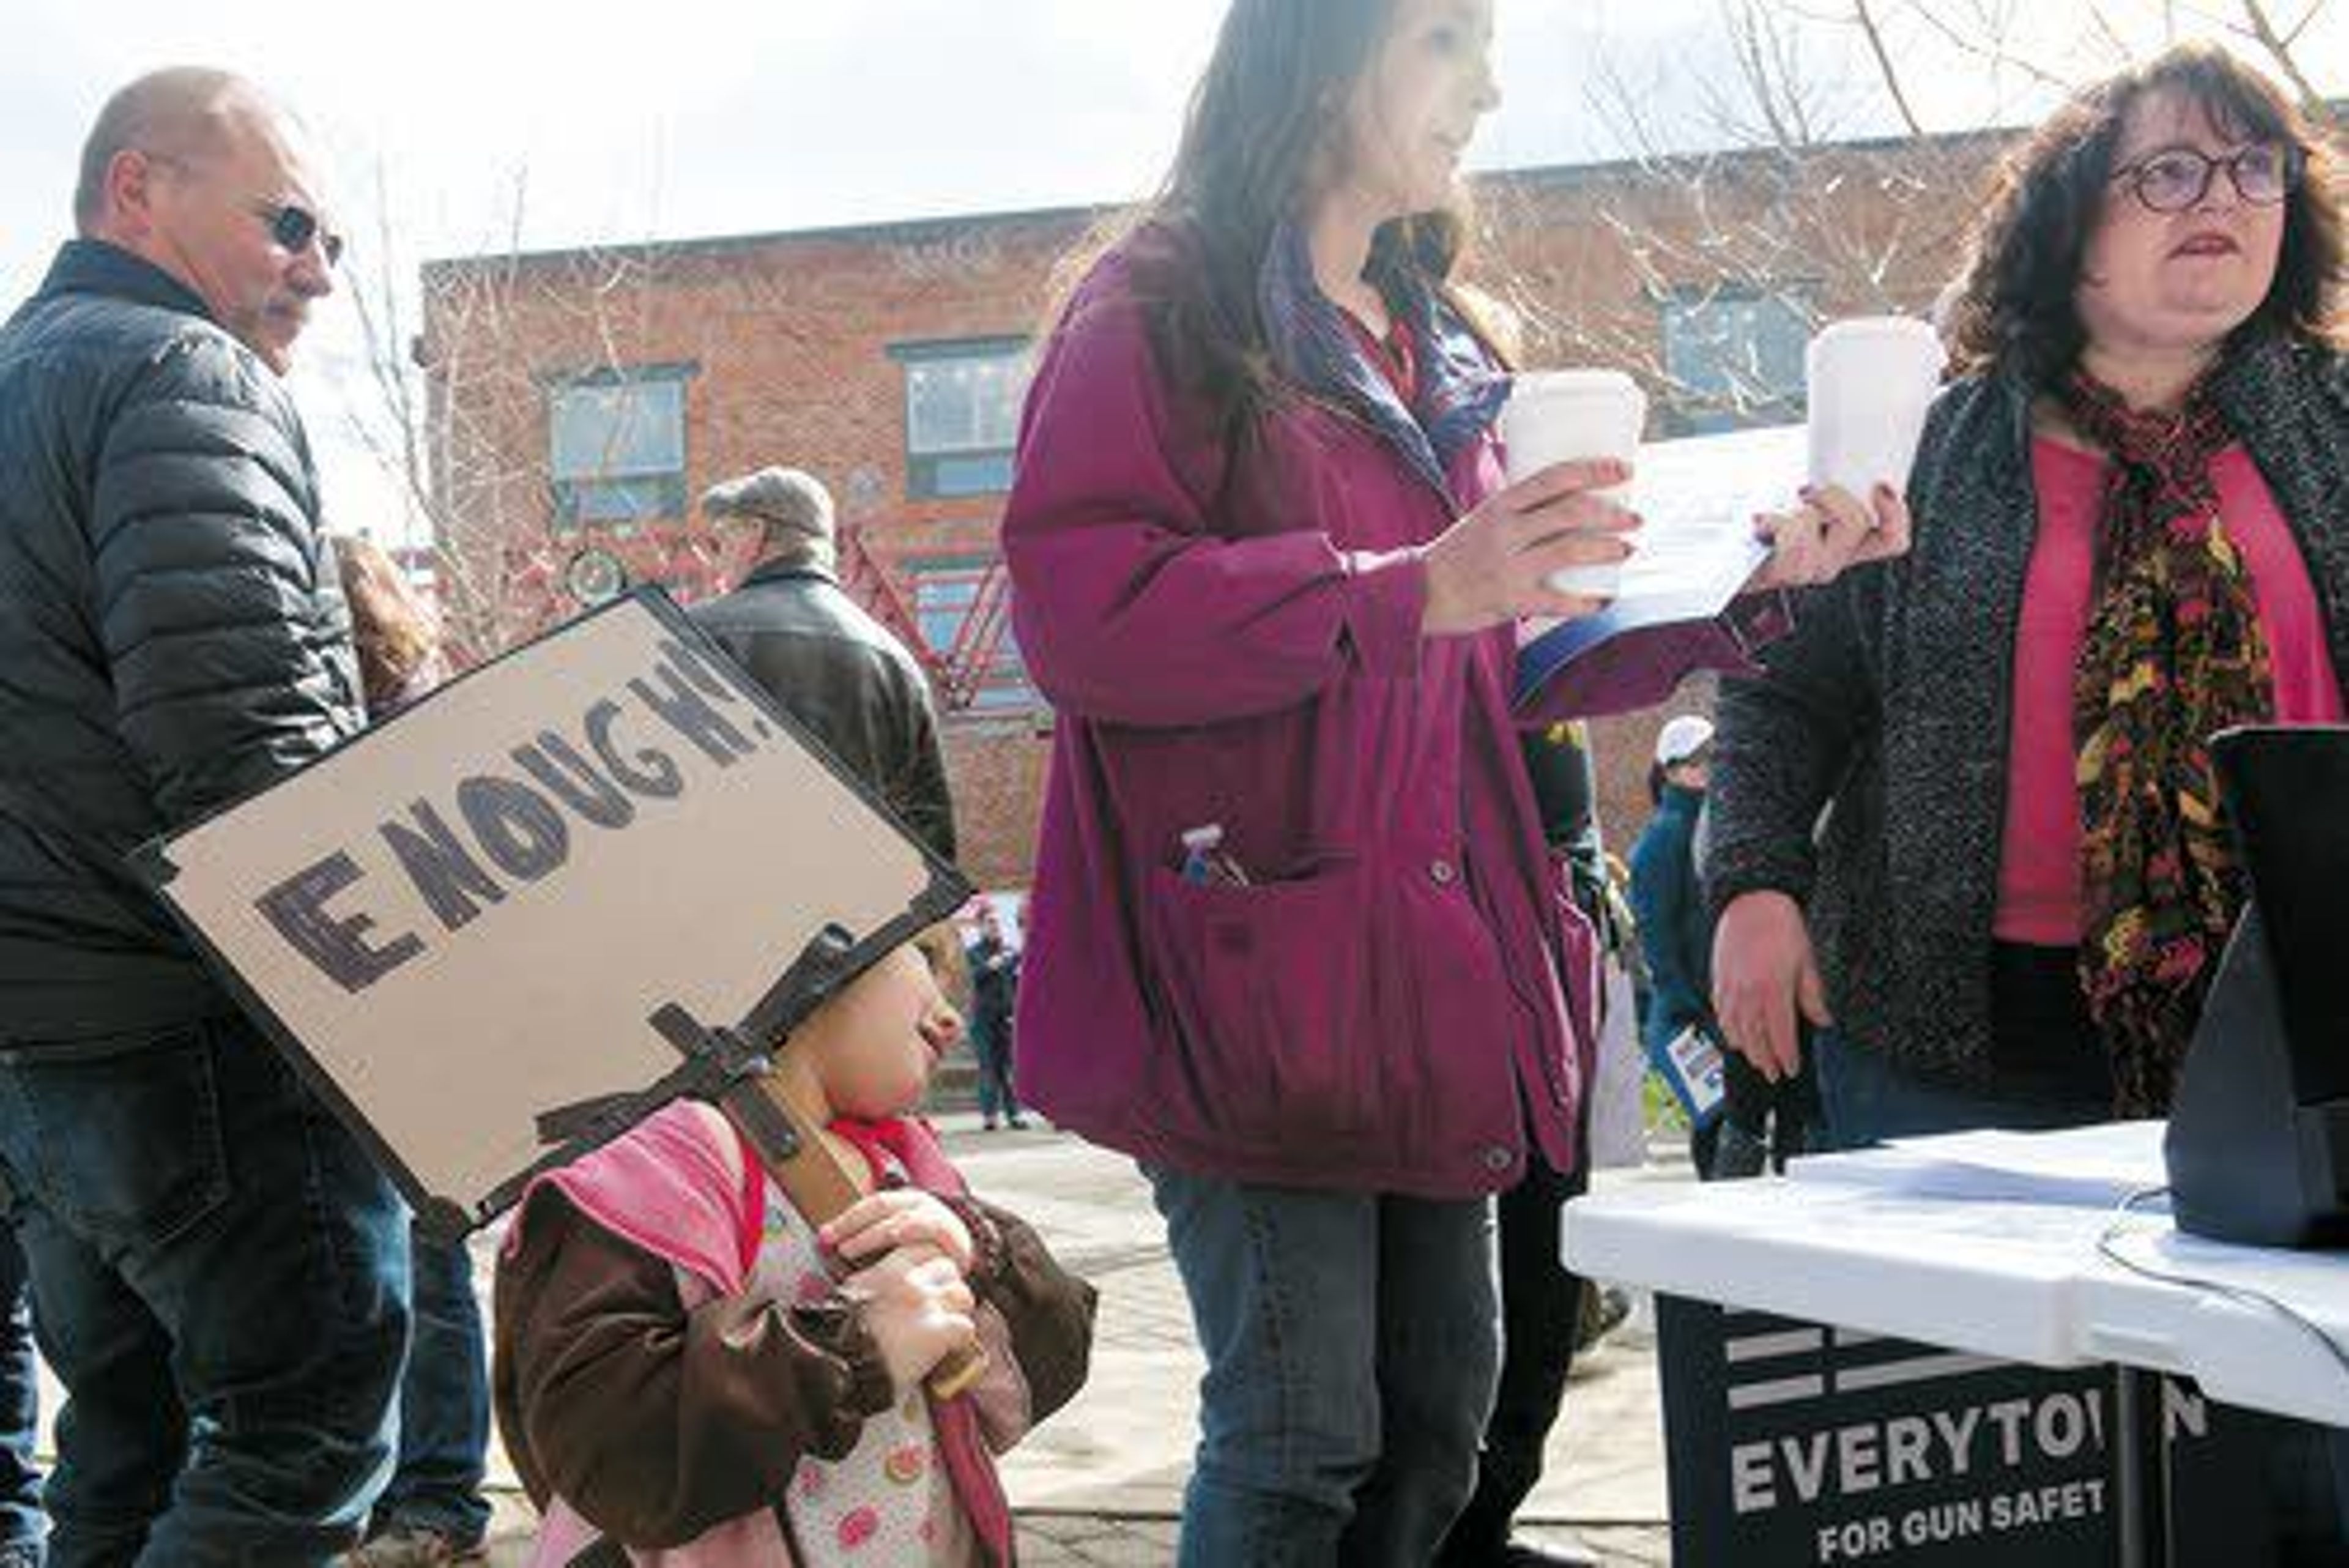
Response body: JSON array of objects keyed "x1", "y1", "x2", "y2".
[{"x1": 1046, "y1": 0, "x2": 1481, "y2": 435}]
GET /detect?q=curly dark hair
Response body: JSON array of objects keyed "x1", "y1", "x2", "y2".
[{"x1": 1946, "y1": 43, "x2": 2342, "y2": 388}]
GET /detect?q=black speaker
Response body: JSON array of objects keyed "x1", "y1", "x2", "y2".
[{"x1": 2164, "y1": 727, "x2": 2349, "y2": 1250}]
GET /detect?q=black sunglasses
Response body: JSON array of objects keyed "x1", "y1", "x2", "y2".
[{"x1": 251, "y1": 199, "x2": 345, "y2": 268}]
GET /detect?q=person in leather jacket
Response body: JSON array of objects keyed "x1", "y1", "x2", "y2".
[{"x1": 694, "y1": 466, "x2": 958, "y2": 862}]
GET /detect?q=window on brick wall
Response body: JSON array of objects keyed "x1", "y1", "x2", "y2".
[
  {"x1": 892, "y1": 338, "x2": 1029, "y2": 500},
  {"x1": 548, "y1": 366, "x2": 692, "y2": 534},
  {"x1": 1658, "y1": 288, "x2": 1813, "y2": 436},
  {"x1": 904, "y1": 553, "x2": 1036, "y2": 713}
]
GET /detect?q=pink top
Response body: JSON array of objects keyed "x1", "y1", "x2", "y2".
[
  {"x1": 1994, "y1": 439, "x2": 2343, "y2": 945},
  {"x1": 754, "y1": 1176, "x2": 977, "y2": 1566}
]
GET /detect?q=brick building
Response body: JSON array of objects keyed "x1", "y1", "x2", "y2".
[{"x1": 417, "y1": 131, "x2": 1994, "y2": 893}]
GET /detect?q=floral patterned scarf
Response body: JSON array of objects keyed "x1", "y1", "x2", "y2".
[{"x1": 2066, "y1": 366, "x2": 2274, "y2": 1115}]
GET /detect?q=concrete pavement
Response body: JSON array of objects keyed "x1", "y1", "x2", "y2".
[{"x1": 951, "y1": 1119, "x2": 1675, "y2": 1530}]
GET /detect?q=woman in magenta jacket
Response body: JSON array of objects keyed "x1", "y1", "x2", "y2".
[{"x1": 1000, "y1": 2, "x2": 1907, "y2": 1561}]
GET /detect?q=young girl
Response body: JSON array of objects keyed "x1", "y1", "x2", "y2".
[
  {"x1": 494, "y1": 933, "x2": 1097, "y2": 1565},
  {"x1": 1000, "y1": 1, "x2": 1902, "y2": 1560}
]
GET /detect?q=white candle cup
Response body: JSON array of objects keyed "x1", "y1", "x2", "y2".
[
  {"x1": 1500, "y1": 369, "x2": 1647, "y2": 599},
  {"x1": 1805, "y1": 316, "x2": 1945, "y2": 500}
]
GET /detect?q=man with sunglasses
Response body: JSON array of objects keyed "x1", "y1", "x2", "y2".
[{"x1": 0, "y1": 67, "x2": 406, "y2": 1566}]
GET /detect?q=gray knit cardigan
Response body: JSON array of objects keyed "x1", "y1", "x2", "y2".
[{"x1": 1706, "y1": 336, "x2": 2349, "y2": 1087}]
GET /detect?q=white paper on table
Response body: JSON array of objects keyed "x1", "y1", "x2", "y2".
[{"x1": 1786, "y1": 1120, "x2": 2172, "y2": 1210}]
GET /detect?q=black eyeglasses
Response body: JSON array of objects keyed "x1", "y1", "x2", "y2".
[
  {"x1": 251, "y1": 201, "x2": 345, "y2": 268},
  {"x1": 2110, "y1": 143, "x2": 2301, "y2": 214}
]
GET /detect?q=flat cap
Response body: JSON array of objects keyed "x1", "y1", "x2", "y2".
[{"x1": 701, "y1": 466, "x2": 834, "y2": 540}]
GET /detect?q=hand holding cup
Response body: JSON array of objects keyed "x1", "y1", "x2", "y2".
[
  {"x1": 1421, "y1": 458, "x2": 1642, "y2": 637},
  {"x1": 1748, "y1": 318, "x2": 1938, "y2": 591},
  {"x1": 1749, "y1": 481, "x2": 1912, "y2": 591},
  {"x1": 1499, "y1": 370, "x2": 1647, "y2": 599}
]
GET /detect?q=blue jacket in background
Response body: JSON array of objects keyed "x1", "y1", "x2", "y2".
[{"x1": 1630, "y1": 785, "x2": 1713, "y2": 1058}]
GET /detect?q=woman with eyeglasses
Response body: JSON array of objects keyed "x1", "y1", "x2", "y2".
[{"x1": 1709, "y1": 43, "x2": 2347, "y2": 1149}]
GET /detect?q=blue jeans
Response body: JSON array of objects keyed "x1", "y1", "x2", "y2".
[
  {"x1": 372, "y1": 1227, "x2": 491, "y2": 1547},
  {"x1": 0, "y1": 1228, "x2": 41, "y2": 1558},
  {"x1": 1815, "y1": 1028, "x2": 2110, "y2": 1148},
  {"x1": 971, "y1": 1015, "x2": 1021, "y2": 1124},
  {"x1": 1441, "y1": 1147, "x2": 1586, "y2": 1559},
  {"x1": 1147, "y1": 1165, "x2": 1501, "y2": 1567},
  {"x1": 0, "y1": 1014, "x2": 409, "y2": 1567}
]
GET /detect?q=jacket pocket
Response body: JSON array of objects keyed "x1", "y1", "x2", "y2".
[{"x1": 1139, "y1": 856, "x2": 1373, "y2": 1149}]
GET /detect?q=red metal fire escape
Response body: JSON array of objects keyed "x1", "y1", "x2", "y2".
[{"x1": 834, "y1": 521, "x2": 1015, "y2": 714}]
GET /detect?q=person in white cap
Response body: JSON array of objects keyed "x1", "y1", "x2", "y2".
[
  {"x1": 1631, "y1": 715, "x2": 1816, "y2": 1179},
  {"x1": 1653, "y1": 715, "x2": 1715, "y2": 779},
  {"x1": 1630, "y1": 718, "x2": 1717, "y2": 1146}
]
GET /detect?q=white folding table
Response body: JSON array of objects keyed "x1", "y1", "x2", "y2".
[{"x1": 1564, "y1": 1128, "x2": 2349, "y2": 1567}]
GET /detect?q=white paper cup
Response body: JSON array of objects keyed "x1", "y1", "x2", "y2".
[
  {"x1": 1500, "y1": 369, "x2": 1647, "y2": 598},
  {"x1": 1806, "y1": 317, "x2": 1943, "y2": 499}
]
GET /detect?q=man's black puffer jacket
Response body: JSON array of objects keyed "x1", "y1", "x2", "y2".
[{"x1": 0, "y1": 240, "x2": 360, "y2": 1047}]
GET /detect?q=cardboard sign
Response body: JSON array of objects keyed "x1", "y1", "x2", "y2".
[
  {"x1": 141, "y1": 592, "x2": 968, "y2": 1235},
  {"x1": 1656, "y1": 1298, "x2": 2311, "y2": 1567}
]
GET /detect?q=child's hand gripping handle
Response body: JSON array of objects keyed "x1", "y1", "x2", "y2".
[{"x1": 721, "y1": 1072, "x2": 992, "y2": 1400}]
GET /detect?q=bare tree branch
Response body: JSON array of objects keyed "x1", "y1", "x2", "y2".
[
  {"x1": 2233, "y1": 0, "x2": 2334, "y2": 120},
  {"x1": 1895, "y1": 1, "x2": 2080, "y2": 95},
  {"x1": 2274, "y1": 1, "x2": 2324, "y2": 48},
  {"x1": 1850, "y1": 0, "x2": 1927, "y2": 135},
  {"x1": 1721, "y1": 0, "x2": 1813, "y2": 149}
]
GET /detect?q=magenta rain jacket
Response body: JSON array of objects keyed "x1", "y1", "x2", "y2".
[{"x1": 1002, "y1": 229, "x2": 1780, "y2": 1196}]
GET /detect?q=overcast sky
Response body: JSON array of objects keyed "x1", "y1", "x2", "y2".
[{"x1": 2, "y1": 0, "x2": 2338, "y2": 538}]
